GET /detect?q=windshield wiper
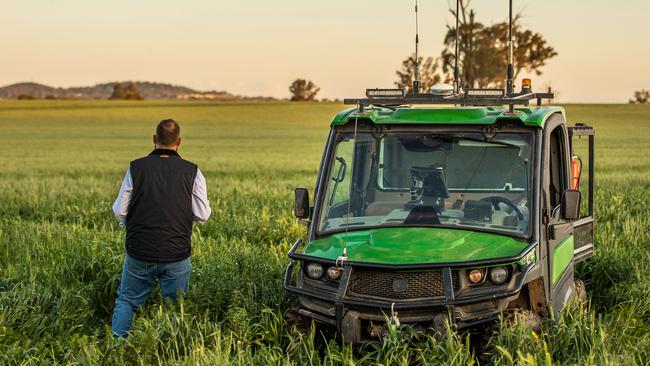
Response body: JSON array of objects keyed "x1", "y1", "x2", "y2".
[
  {"x1": 335, "y1": 221, "x2": 366, "y2": 229},
  {"x1": 327, "y1": 156, "x2": 347, "y2": 206}
]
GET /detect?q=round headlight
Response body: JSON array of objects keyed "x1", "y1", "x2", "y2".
[
  {"x1": 326, "y1": 266, "x2": 342, "y2": 280},
  {"x1": 468, "y1": 269, "x2": 484, "y2": 284},
  {"x1": 489, "y1": 267, "x2": 509, "y2": 284},
  {"x1": 305, "y1": 263, "x2": 324, "y2": 280}
]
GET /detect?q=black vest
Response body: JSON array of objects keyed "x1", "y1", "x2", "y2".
[{"x1": 125, "y1": 149, "x2": 198, "y2": 262}]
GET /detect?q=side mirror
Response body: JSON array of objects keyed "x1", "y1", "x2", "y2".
[
  {"x1": 561, "y1": 189, "x2": 581, "y2": 220},
  {"x1": 294, "y1": 188, "x2": 310, "y2": 219}
]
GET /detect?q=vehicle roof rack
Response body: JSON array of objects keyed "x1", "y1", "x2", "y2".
[
  {"x1": 567, "y1": 123, "x2": 594, "y2": 137},
  {"x1": 344, "y1": 87, "x2": 555, "y2": 110}
]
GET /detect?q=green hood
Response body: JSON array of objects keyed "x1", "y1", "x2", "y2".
[
  {"x1": 331, "y1": 106, "x2": 564, "y2": 129},
  {"x1": 304, "y1": 227, "x2": 528, "y2": 265}
]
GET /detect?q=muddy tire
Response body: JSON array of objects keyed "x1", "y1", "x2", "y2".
[
  {"x1": 475, "y1": 311, "x2": 542, "y2": 362},
  {"x1": 508, "y1": 310, "x2": 543, "y2": 332},
  {"x1": 573, "y1": 279, "x2": 587, "y2": 307},
  {"x1": 284, "y1": 305, "x2": 311, "y2": 333},
  {"x1": 284, "y1": 305, "x2": 332, "y2": 352}
]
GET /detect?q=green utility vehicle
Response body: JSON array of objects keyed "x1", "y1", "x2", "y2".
[
  {"x1": 285, "y1": 0, "x2": 595, "y2": 344},
  {"x1": 285, "y1": 88, "x2": 595, "y2": 343}
]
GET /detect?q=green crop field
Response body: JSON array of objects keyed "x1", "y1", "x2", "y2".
[{"x1": 0, "y1": 100, "x2": 648, "y2": 365}]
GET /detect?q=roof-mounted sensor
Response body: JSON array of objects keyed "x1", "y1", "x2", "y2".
[
  {"x1": 466, "y1": 89, "x2": 505, "y2": 97},
  {"x1": 431, "y1": 83, "x2": 454, "y2": 96},
  {"x1": 366, "y1": 89, "x2": 405, "y2": 98}
]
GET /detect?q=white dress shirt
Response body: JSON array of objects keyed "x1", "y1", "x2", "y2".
[{"x1": 112, "y1": 167, "x2": 212, "y2": 226}]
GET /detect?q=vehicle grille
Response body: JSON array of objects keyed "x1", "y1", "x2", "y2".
[{"x1": 347, "y1": 269, "x2": 455, "y2": 300}]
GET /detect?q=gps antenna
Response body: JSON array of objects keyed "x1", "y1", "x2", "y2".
[
  {"x1": 506, "y1": 0, "x2": 515, "y2": 113},
  {"x1": 412, "y1": 0, "x2": 421, "y2": 94},
  {"x1": 453, "y1": 0, "x2": 460, "y2": 94},
  {"x1": 506, "y1": 0, "x2": 514, "y2": 95}
]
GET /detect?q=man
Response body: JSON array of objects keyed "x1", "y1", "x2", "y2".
[{"x1": 111, "y1": 119, "x2": 211, "y2": 337}]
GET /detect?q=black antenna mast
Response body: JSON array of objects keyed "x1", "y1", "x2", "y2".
[
  {"x1": 506, "y1": 0, "x2": 514, "y2": 94},
  {"x1": 453, "y1": 0, "x2": 460, "y2": 93},
  {"x1": 412, "y1": 0, "x2": 421, "y2": 94}
]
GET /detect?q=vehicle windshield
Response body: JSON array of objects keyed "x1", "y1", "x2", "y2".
[{"x1": 318, "y1": 129, "x2": 534, "y2": 237}]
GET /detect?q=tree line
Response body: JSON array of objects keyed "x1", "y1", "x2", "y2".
[
  {"x1": 291, "y1": 0, "x2": 648, "y2": 103},
  {"x1": 395, "y1": 0, "x2": 557, "y2": 92},
  {"x1": 292, "y1": 0, "x2": 559, "y2": 101}
]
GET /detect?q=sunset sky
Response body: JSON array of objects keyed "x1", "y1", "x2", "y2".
[{"x1": 1, "y1": 0, "x2": 648, "y2": 102}]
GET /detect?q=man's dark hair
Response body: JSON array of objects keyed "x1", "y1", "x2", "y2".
[{"x1": 156, "y1": 119, "x2": 181, "y2": 147}]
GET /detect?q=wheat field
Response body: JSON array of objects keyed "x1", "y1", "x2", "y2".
[{"x1": 0, "y1": 100, "x2": 648, "y2": 365}]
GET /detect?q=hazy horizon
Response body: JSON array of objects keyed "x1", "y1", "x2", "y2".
[{"x1": 2, "y1": 0, "x2": 648, "y2": 103}]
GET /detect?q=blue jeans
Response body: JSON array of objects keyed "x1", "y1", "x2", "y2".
[{"x1": 111, "y1": 254, "x2": 191, "y2": 337}]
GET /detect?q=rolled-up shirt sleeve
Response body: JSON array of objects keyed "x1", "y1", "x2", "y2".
[
  {"x1": 112, "y1": 167, "x2": 133, "y2": 227},
  {"x1": 192, "y1": 168, "x2": 212, "y2": 223}
]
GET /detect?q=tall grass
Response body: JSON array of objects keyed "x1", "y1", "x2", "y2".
[{"x1": 0, "y1": 101, "x2": 648, "y2": 364}]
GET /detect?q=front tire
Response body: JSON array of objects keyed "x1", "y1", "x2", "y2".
[
  {"x1": 573, "y1": 279, "x2": 587, "y2": 307},
  {"x1": 509, "y1": 309, "x2": 543, "y2": 332},
  {"x1": 284, "y1": 304, "x2": 310, "y2": 333}
]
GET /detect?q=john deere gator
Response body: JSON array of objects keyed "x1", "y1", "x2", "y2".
[{"x1": 284, "y1": 83, "x2": 595, "y2": 343}]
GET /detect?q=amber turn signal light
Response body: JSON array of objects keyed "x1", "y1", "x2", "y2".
[
  {"x1": 571, "y1": 156, "x2": 582, "y2": 190},
  {"x1": 326, "y1": 266, "x2": 342, "y2": 280},
  {"x1": 468, "y1": 269, "x2": 484, "y2": 284}
]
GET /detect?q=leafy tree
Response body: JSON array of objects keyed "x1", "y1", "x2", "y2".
[
  {"x1": 629, "y1": 90, "x2": 649, "y2": 104},
  {"x1": 395, "y1": 55, "x2": 442, "y2": 92},
  {"x1": 441, "y1": 0, "x2": 557, "y2": 89},
  {"x1": 109, "y1": 82, "x2": 143, "y2": 100},
  {"x1": 289, "y1": 79, "x2": 320, "y2": 101}
]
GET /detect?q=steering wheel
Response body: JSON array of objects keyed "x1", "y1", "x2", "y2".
[{"x1": 480, "y1": 196, "x2": 524, "y2": 220}]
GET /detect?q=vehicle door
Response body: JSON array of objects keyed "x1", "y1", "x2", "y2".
[
  {"x1": 568, "y1": 125, "x2": 595, "y2": 262},
  {"x1": 543, "y1": 115, "x2": 575, "y2": 315}
]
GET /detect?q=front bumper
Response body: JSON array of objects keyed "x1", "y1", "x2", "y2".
[{"x1": 284, "y1": 240, "x2": 535, "y2": 343}]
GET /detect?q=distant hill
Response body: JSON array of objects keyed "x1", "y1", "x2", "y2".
[
  {"x1": 0, "y1": 82, "x2": 64, "y2": 99},
  {"x1": 0, "y1": 81, "x2": 271, "y2": 101}
]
